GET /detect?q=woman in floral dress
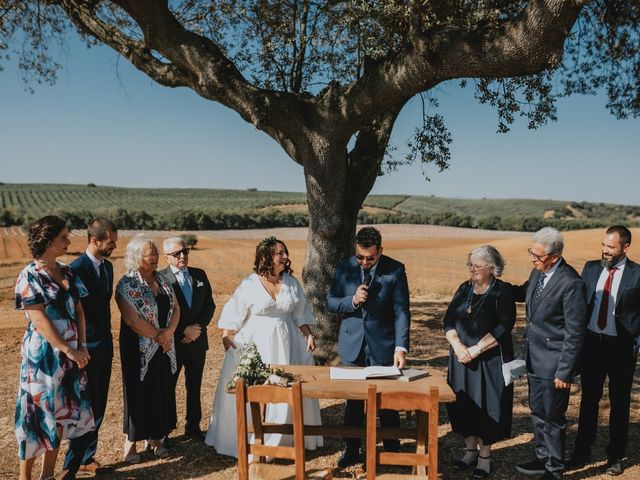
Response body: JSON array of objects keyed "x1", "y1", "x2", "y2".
[{"x1": 14, "y1": 216, "x2": 94, "y2": 480}]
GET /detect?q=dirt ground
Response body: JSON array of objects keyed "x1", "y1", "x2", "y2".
[{"x1": 1, "y1": 225, "x2": 638, "y2": 479}]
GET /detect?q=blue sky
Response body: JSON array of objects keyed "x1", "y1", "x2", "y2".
[{"x1": 1, "y1": 32, "x2": 638, "y2": 206}]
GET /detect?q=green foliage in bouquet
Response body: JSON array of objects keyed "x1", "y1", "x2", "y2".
[{"x1": 226, "y1": 342, "x2": 271, "y2": 391}]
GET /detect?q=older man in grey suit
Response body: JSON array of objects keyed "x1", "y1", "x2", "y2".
[{"x1": 515, "y1": 227, "x2": 587, "y2": 480}]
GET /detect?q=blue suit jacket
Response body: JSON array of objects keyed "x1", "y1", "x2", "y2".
[
  {"x1": 327, "y1": 255, "x2": 410, "y2": 365},
  {"x1": 70, "y1": 253, "x2": 114, "y2": 361},
  {"x1": 582, "y1": 258, "x2": 640, "y2": 338}
]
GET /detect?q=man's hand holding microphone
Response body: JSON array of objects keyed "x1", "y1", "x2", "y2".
[{"x1": 353, "y1": 269, "x2": 372, "y2": 308}]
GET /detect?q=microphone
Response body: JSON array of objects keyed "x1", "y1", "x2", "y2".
[
  {"x1": 363, "y1": 269, "x2": 372, "y2": 286},
  {"x1": 357, "y1": 269, "x2": 372, "y2": 309}
]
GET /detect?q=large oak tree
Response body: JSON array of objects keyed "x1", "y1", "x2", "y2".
[{"x1": 2, "y1": 0, "x2": 638, "y2": 360}]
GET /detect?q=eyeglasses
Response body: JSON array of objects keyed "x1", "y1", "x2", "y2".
[
  {"x1": 527, "y1": 248, "x2": 552, "y2": 261},
  {"x1": 467, "y1": 263, "x2": 489, "y2": 271},
  {"x1": 355, "y1": 253, "x2": 378, "y2": 262},
  {"x1": 167, "y1": 248, "x2": 189, "y2": 258}
]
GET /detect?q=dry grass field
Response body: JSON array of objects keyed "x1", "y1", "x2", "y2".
[{"x1": 0, "y1": 224, "x2": 638, "y2": 479}]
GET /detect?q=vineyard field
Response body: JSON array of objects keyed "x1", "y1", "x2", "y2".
[{"x1": 1, "y1": 184, "x2": 639, "y2": 232}]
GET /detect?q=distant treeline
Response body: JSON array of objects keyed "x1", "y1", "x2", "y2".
[{"x1": 1, "y1": 207, "x2": 636, "y2": 232}]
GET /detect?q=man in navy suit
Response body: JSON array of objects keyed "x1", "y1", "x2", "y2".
[
  {"x1": 160, "y1": 237, "x2": 215, "y2": 441},
  {"x1": 327, "y1": 226, "x2": 410, "y2": 468},
  {"x1": 62, "y1": 219, "x2": 118, "y2": 479},
  {"x1": 568, "y1": 226, "x2": 640, "y2": 476},
  {"x1": 514, "y1": 227, "x2": 587, "y2": 480}
]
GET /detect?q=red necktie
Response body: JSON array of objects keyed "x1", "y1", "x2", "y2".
[{"x1": 597, "y1": 267, "x2": 618, "y2": 330}]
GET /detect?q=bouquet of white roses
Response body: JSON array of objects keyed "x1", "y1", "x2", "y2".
[
  {"x1": 226, "y1": 342, "x2": 300, "y2": 391},
  {"x1": 226, "y1": 342, "x2": 271, "y2": 391}
]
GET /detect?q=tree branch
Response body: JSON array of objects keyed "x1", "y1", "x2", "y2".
[
  {"x1": 346, "y1": 109, "x2": 399, "y2": 212},
  {"x1": 336, "y1": 0, "x2": 589, "y2": 129},
  {"x1": 59, "y1": 0, "x2": 190, "y2": 88},
  {"x1": 58, "y1": 0, "x2": 314, "y2": 164}
]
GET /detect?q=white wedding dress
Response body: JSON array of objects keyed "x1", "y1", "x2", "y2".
[{"x1": 205, "y1": 272, "x2": 323, "y2": 457}]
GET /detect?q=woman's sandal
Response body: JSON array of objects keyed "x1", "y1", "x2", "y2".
[
  {"x1": 455, "y1": 448, "x2": 479, "y2": 470},
  {"x1": 146, "y1": 439, "x2": 170, "y2": 458},
  {"x1": 124, "y1": 439, "x2": 141, "y2": 464},
  {"x1": 472, "y1": 454, "x2": 491, "y2": 479}
]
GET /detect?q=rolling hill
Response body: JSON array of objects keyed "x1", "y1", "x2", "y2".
[{"x1": 0, "y1": 183, "x2": 638, "y2": 231}]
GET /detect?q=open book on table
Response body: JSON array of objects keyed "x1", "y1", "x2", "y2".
[{"x1": 329, "y1": 366, "x2": 401, "y2": 380}]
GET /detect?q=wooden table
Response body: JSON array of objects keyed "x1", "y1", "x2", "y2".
[
  {"x1": 263, "y1": 365, "x2": 454, "y2": 478},
  {"x1": 273, "y1": 365, "x2": 454, "y2": 438},
  {"x1": 282, "y1": 365, "x2": 455, "y2": 402}
]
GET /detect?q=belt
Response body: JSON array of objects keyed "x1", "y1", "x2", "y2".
[{"x1": 587, "y1": 330, "x2": 618, "y2": 342}]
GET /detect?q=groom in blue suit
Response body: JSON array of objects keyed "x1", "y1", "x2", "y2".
[{"x1": 327, "y1": 226, "x2": 411, "y2": 468}]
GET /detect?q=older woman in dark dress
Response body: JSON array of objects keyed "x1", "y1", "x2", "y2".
[
  {"x1": 116, "y1": 235, "x2": 180, "y2": 462},
  {"x1": 444, "y1": 245, "x2": 516, "y2": 479}
]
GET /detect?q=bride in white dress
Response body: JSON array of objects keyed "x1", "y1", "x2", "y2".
[{"x1": 205, "y1": 237, "x2": 323, "y2": 457}]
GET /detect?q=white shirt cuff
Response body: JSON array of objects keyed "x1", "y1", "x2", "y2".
[{"x1": 394, "y1": 346, "x2": 407, "y2": 353}]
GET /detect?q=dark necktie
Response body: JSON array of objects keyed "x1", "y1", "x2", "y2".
[
  {"x1": 597, "y1": 267, "x2": 618, "y2": 330},
  {"x1": 98, "y1": 262, "x2": 109, "y2": 297},
  {"x1": 531, "y1": 272, "x2": 546, "y2": 306}
]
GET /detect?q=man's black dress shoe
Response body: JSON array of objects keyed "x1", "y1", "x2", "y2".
[
  {"x1": 516, "y1": 458, "x2": 546, "y2": 475},
  {"x1": 186, "y1": 429, "x2": 205, "y2": 442},
  {"x1": 565, "y1": 452, "x2": 591, "y2": 469},
  {"x1": 536, "y1": 471, "x2": 560, "y2": 480},
  {"x1": 605, "y1": 458, "x2": 623, "y2": 476},
  {"x1": 337, "y1": 449, "x2": 361, "y2": 468}
]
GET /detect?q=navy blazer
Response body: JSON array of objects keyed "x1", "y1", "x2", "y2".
[
  {"x1": 582, "y1": 258, "x2": 640, "y2": 338},
  {"x1": 327, "y1": 254, "x2": 410, "y2": 365},
  {"x1": 70, "y1": 253, "x2": 114, "y2": 356},
  {"x1": 516, "y1": 259, "x2": 587, "y2": 382},
  {"x1": 159, "y1": 266, "x2": 215, "y2": 352}
]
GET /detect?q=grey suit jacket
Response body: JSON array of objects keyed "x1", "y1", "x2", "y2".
[
  {"x1": 516, "y1": 259, "x2": 587, "y2": 381},
  {"x1": 582, "y1": 258, "x2": 640, "y2": 338}
]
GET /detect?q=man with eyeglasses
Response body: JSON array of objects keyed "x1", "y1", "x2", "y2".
[
  {"x1": 160, "y1": 236, "x2": 215, "y2": 442},
  {"x1": 567, "y1": 225, "x2": 640, "y2": 476},
  {"x1": 514, "y1": 227, "x2": 587, "y2": 480},
  {"x1": 327, "y1": 226, "x2": 411, "y2": 468}
]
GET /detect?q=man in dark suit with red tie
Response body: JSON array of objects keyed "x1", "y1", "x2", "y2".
[
  {"x1": 568, "y1": 226, "x2": 640, "y2": 476},
  {"x1": 62, "y1": 219, "x2": 118, "y2": 479},
  {"x1": 160, "y1": 237, "x2": 215, "y2": 441}
]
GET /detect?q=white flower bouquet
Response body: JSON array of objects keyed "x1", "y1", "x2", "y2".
[{"x1": 226, "y1": 342, "x2": 299, "y2": 391}]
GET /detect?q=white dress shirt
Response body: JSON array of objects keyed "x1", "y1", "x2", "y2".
[{"x1": 588, "y1": 258, "x2": 627, "y2": 336}]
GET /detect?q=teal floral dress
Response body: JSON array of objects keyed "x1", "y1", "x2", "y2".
[{"x1": 14, "y1": 262, "x2": 95, "y2": 460}]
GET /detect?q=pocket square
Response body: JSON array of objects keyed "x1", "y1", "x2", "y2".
[{"x1": 196, "y1": 280, "x2": 204, "y2": 287}]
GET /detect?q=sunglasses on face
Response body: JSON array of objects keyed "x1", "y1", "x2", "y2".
[
  {"x1": 167, "y1": 248, "x2": 189, "y2": 258},
  {"x1": 355, "y1": 254, "x2": 378, "y2": 262}
]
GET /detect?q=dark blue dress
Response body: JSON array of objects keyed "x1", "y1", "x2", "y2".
[{"x1": 444, "y1": 279, "x2": 516, "y2": 444}]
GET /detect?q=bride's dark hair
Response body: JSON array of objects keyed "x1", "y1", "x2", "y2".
[{"x1": 253, "y1": 237, "x2": 292, "y2": 276}]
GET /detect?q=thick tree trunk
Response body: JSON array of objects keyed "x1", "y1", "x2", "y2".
[{"x1": 299, "y1": 138, "x2": 378, "y2": 364}]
